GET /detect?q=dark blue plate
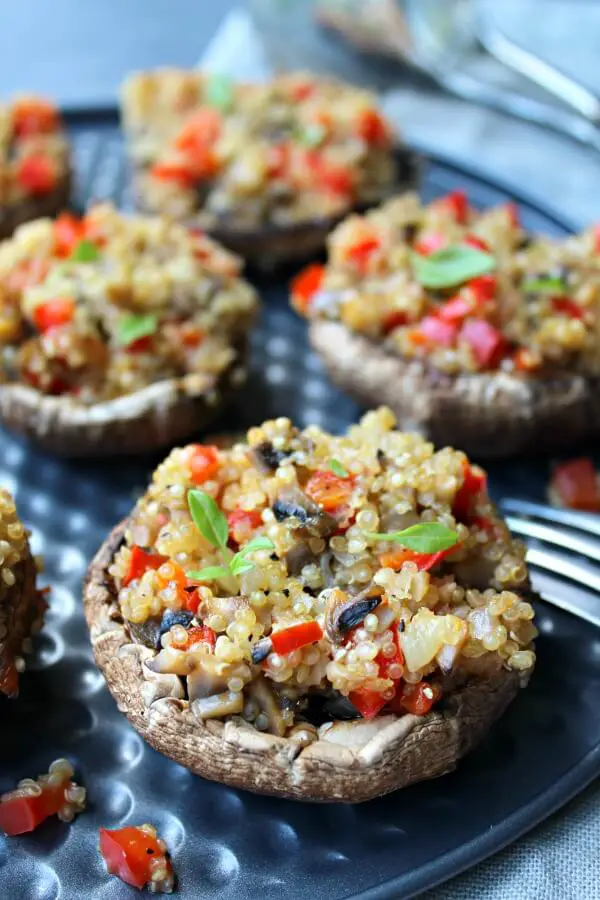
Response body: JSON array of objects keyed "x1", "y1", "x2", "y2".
[{"x1": 1, "y1": 114, "x2": 597, "y2": 900}]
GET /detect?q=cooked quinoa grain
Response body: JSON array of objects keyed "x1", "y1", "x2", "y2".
[
  {"x1": 0, "y1": 203, "x2": 257, "y2": 401},
  {"x1": 294, "y1": 190, "x2": 600, "y2": 376},
  {"x1": 110, "y1": 409, "x2": 536, "y2": 733}
]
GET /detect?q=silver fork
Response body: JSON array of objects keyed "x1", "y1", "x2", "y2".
[{"x1": 501, "y1": 498, "x2": 600, "y2": 628}]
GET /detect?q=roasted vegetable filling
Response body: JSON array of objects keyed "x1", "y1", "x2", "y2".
[
  {"x1": 111, "y1": 409, "x2": 536, "y2": 736},
  {"x1": 293, "y1": 191, "x2": 600, "y2": 376},
  {"x1": 122, "y1": 70, "x2": 397, "y2": 228},
  {"x1": 0, "y1": 204, "x2": 257, "y2": 401},
  {"x1": 0, "y1": 97, "x2": 69, "y2": 204}
]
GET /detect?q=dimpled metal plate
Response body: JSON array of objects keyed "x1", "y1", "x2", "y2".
[{"x1": 2, "y1": 118, "x2": 600, "y2": 900}]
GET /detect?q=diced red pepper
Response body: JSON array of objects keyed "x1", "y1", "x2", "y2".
[
  {"x1": 0, "y1": 779, "x2": 72, "y2": 836},
  {"x1": 305, "y1": 470, "x2": 354, "y2": 512},
  {"x1": 348, "y1": 687, "x2": 388, "y2": 719},
  {"x1": 290, "y1": 80, "x2": 316, "y2": 102},
  {"x1": 416, "y1": 315, "x2": 458, "y2": 348},
  {"x1": 382, "y1": 310, "x2": 408, "y2": 333},
  {"x1": 468, "y1": 274, "x2": 497, "y2": 304},
  {"x1": 175, "y1": 108, "x2": 221, "y2": 152},
  {"x1": 16, "y1": 155, "x2": 57, "y2": 194},
  {"x1": 319, "y1": 162, "x2": 354, "y2": 197},
  {"x1": 440, "y1": 190, "x2": 469, "y2": 224},
  {"x1": 375, "y1": 626, "x2": 404, "y2": 682},
  {"x1": 379, "y1": 547, "x2": 455, "y2": 572},
  {"x1": 127, "y1": 336, "x2": 153, "y2": 354},
  {"x1": 291, "y1": 263, "x2": 325, "y2": 314},
  {"x1": 227, "y1": 509, "x2": 263, "y2": 546},
  {"x1": 356, "y1": 108, "x2": 390, "y2": 146},
  {"x1": 170, "y1": 624, "x2": 216, "y2": 651},
  {"x1": 123, "y1": 546, "x2": 169, "y2": 587},
  {"x1": 460, "y1": 318, "x2": 507, "y2": 368},
  {"x1": 270, "y1": 621, "x2": 323, "y2": 656},
  {"x1": 183, "y1": 588, "x2": 201, "y2": 615},
  {"x1": 345, "y1": 236, "x2": 381, "y2": 272},
  {"x1": 463, "y1": 233, "x2": 490, "y2": 252},
  {"x1": 180, "y1": 324, "x2": 205, "y2": 348},
  {"x1": 32, "y1": 297, "x2": 75, "y2": 333},
  {"x1": 551, "y1": 296, "x2": 583, "y2": 319},
  {"x1": 414, "y1": 232, "x2": 447, "y2": 256},
  {"x1": 150, "y1": 161, "x2": 196, "y2": 187},
  {"x1": 183, "y1": 444, "x2": 220, "y2": 485},
  {"x1": 54, "y1": 213, "x2": 85, "y2": 258},
  {"x1": 438, "y1": 294, "x2": 474, "y2": 324},
  {"x1": 550, "y1": 458, "x2": 600, "y2": 512},
  {"x1": 12, "y1": 98, "x2": 59, "y2": 137},
  {"x1": 394, "y1": 680, "x2": 441, "y2": 716},
  {"x1": 453, "y1": 461, "x2": 487, "y2": 522},
  {"x1": 99, "y1": 826, "x2": 172, "y2": 891}
]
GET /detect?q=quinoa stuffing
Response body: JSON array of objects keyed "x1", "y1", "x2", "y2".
[
  {"x1": 293, "y1": 190, "x2": 600, "y2": 376},
  {"x1": 0, "y1": 96, "x2": 70, "y2": 236},
  {"x1": 121, "y1": 69, "x2": 398, "y2": 230},
  {"x1": 0, "y1": 758, "x2": 86, "y2": 835},
  {"x1": 110, "y1": 408, "x2": 536, "y2": 733},
  {"x1": 0, "y1": 203, "x2": 257, "y2": 401}
]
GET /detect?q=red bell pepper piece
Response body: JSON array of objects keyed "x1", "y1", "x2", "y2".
[
  {"x1": 123, "y1": 546, "x2": 169, "y2": 587},
  {"x1": 99, "y1": 826, "x2": 173, "y2": 891},
  {"x1": 16, "y1": 155, "x2": 57, "y2": 194},
  {"x1": 175, "y1": 108, "x2": 221, "y2": 151},
  {"x1": 345, "y1": 236, "x2": 381, "y2": 271},
  {"x1": 382, "y1": 310, "x2": 408, "y2": 333},
  {"x1": 290, "y1": 79, "x2": 316, "y2": 102},
  {"x1": 12, "y1": 98, "x2": 59, "y2": 137},
  {"x1": 453, "y1": 461, "x2": 487, "y2": 522},
  {"x1": 32, "y1": 297, "x2": 75, "y2": 333},
  {"x1": 463, "y1": 234, "x2": 490, "y2": 252},
  {"x1": 460, "y1": 318, "x2": 507, "y2": 368},
  {"x1": 291, "y1": 263, "x2": 325, "y2": 314},
  {"x1": 356, "y1": 108, "x2": 390, "y2": 146},
  {"x1": 551, "y1": 296, "x2": 583, "y2": 319},
  {"x1": 150, "y1": 161, "x2": 196, "y2": 187},
  {"x1": 468, "y1": 274, "x2": 497, "y2": 303},
  {"x1": 270, "y1": 621, "x2": 323, "y2": 656},
  {"x1": 348, "y1": 687, "x2": 388, "y2": 719},
  {"x1": 390, "y1": 681, "x2": 441, "y2": 716},
  {"x1": 54, "y1": 213, "x2": 85, "y2": 258},
  {"x1": 417, "y1": 315, "x2": 458, "y2": 348},
  {"x1": 379, "y1": 547, "x2": 456, "y2": 572},
  {"x1": 171, "y1": 624, "x2": 216, "y2": 651},
  {"x1": 227, "y1": 509, "x2": 263, "y2": 546},
  {"x1": 182, "y1": 444, "x2": 220, "y2": 485},
  {"x1": 550, "y1": 458, "x2": 600, "y2": 512},
  {"x1": 438, "y1": 294, "x2": 474, "y2": 324},
  {"x1": 376, "y1": 626, "x2": 404, "y2": 682},
  {"x1": 305, "y1": 470, "x2": 354, "y2": 512},
  {"x1": 0, "y1": 778, "x2": 73, "y2": 836},
  {"x1": 440, "y1": 190, "x2": 469, "y2": 224}
]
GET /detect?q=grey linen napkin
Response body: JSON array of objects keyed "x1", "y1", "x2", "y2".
[{"x1": 201, "y1": 6, "x2": 600, "y2": 897}]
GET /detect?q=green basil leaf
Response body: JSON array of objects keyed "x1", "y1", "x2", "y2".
[
  {"x1": 187, "y1": 565, "x2": 231, "y2": 582},
  {"x1": 296, "y1": 122, "x2": 327, "y2": 148},
  {"x1": 116, "y1": 313, "x2": 158, "y2": 348},
  {"x1": 229, "y1": 558, "x2": 255, "y2": 577},
  {"x1": 328, "y1": 458, "x2": 348, "y2": 478},
  {"x1": 411, "y1": 246, "x2": 496, "y2": 289},
  {"x1": 367, "y1": 522, "x2": 458, "y2": 554},
  {"x1": 206, "y1": 73, "x2": 234, "y2": 112},
  {"x1": 188, "y1": 490, "x2": 229, "y2": 550},
  {"x1": 70, "y1": 239, "x2": 100, "y2": 263},
  {"x1": 522, "y1": 275, "x2": 565, "y2": 295}
]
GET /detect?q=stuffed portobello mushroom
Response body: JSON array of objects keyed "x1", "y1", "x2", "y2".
[
  {"x1": 294, "y1": 191, "x2": 600, "y2": 457},
  {"x1": 0, "y1": 96, "x2": 71, "y2": 240},
  {"x1": 0, "y1": 488, "x2": 42, "y2": 698},
  {"x1": 0, "y1": 204, "x2": 258, "y2": 456},
  {"x1": 84, "y1": 408, "x2": 536, "y2": 802},
  {"x1": 121, "y1": 69, "x2": 417, "y2": 267}
]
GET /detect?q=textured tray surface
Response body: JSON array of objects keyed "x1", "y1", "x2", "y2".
[{"x1": 1, "y1": 118, "x2": 599, "y2": 900}]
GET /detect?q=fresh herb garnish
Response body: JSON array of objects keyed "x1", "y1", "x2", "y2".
[
  {"x1": 522, "y1": 275, "x2": 565, "y2": 295},
  {"x1": 206, "y1": 73, "x2": 234, "y2": 112},
  {"x1": 411, "y1": 246, "x2": 496, "y2": 289},
  {"x1": 367, "y1": 522, "x2": 459, "y2": 554},
  {"x1": 296, "y1": 122, "x2": 328, "y2": 148},
  {"x1": 328, "y1": 458, "x2": 348, "y2": 478},
  {"x1": 116, "y1": 313, "x2": 158, "y2": 347},
  {"x1": 70, "y1": 240, "x2": 100, "y2": 263},
  {"x1": 187, "y1": 489, "x2": 274, "y2": 585}
]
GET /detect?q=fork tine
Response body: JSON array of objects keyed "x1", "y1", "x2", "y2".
[
  {"x1": 505, "y1": 514, "x2": 600, "y2": 563},
  {"x1": 527, "y1": 545, "x2": 600, "y2": 593},
  {"x1": 528, "y1": 568, "x2": 600, "y2": 629},
  {"x1": 501, "y1": 498, "x2": 600, "y2": 538}
]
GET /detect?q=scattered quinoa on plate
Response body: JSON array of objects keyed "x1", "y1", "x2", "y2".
[
  {"x1": 85, "y1": 408, "x2": 536, "y2": 801},
  {"x1": 293, "y1": 190, "x2": 600, "y2": 456},
  {"x1": 0, "y1": 96, "x2": 71, "y2": 239},
  {"x1": 0, "y1": 758, "x2": 85, "y2": 836},
  {"x1": 121, "y1": 69, "x2": 414, "y2": 264},
  {"x1": 0, "y1": 203, "x2": 258, "y2": 455}
]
